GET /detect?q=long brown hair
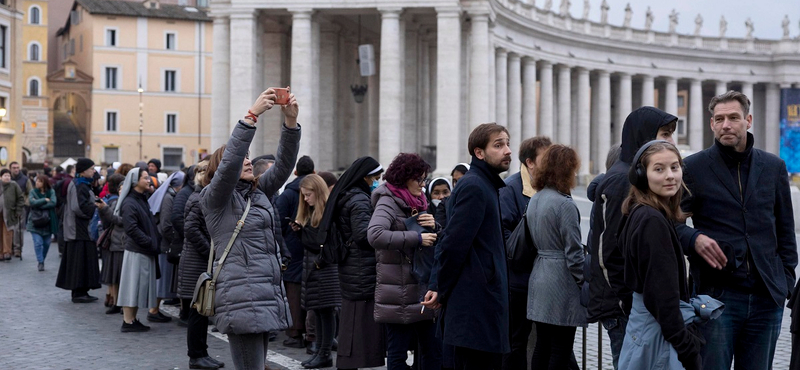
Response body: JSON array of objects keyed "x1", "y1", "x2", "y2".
[
  {"x1": 533, "y1": 145, "x2": 580, "y2": 193},
  {"x1": 296, "y1": 174, "x2": 329, "y2": 228},
  {"x1": 621, "y1": 143, "x2": 689, "y2": 222}
]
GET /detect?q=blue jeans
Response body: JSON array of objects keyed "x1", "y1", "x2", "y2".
[
  {"x1": 700, "y1": 288, "x2": 783, "y2": 370},
  {"x1": 601, "y1": 315, "x2": 628, "y2": 370},
  {"x1": 386, "y1": 321, "x2": 441, "y2": 370},
  {"x1": 31, "y1": 233, "x2": 49, "y2": 263}
]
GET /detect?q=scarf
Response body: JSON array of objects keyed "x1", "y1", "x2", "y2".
[
  {"x1": 386, "y1": 182, "x2": 428, "y2": 212},
  {"x1": 114, "y1": 168, "x2": 140, "y2": 216},
  {"x1": 148, "y1": 171, "x2": 185, "y2": 215},
  {"x1": 74, "y1": 176, "x2": 93, "y2": 186}
]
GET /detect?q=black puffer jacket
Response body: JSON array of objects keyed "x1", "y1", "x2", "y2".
[
  {"x1": 177, "y1": 184, "x2": 210, "y2": 298},
  {"x1": 171, "y1": 182, "x2": 194, "y2": 247},
  {"x1": 121, "y1": 190, "x2": 161, "y2": 256},
  {"x1": 336, "y1": 187, "x2": 378, "y2": 301},
  {"x1": 299, "y1": 225, "x2": 341, "y2": 311}
]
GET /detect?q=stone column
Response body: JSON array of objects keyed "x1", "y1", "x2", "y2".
[
  {"x1": 765, "y1": 83, "x2": 781, "y2": 155},
  {"x1": 641, "y1": 75, "x2": 655, "y2": 107},
  {"x1": 715, "y1": 80, "x2": 728, "y2": 97},
  {"x1": 597, "y1": 71, "x2": 611, "y2": 174},
  {"x1": 522, "y1": 57, "x2": 537, "y2": 139},
  {"x1": 495, "y1": 49, "x2": 508, "y2": 126},
  {"x1": 435, "y1": 8, "x2": 462, "y2": 174},
  {"x1": 404, "y1": 24, "x2": 418, "y2": 153},
  {"x1": 539, "y1": 61, "x2": 554, "y2": 138},
  {"x1": 689, "y1": 79, "x2": 703, "y2": 151},
  {"x1": 419, "y1": 36, "x2": 431, "y2": 148},
  {"x1": 576, "y1": 68, "x2": 590, "y2": 176},
  {"x1": 229, "y1": 11, "x2": 258, "y2": 138},
  {"x1": 508, "y1": 53, "x2": 522, "y2": 171},
  {"x1": 741, "y1": 81, "x2": 755, "y2": 125},
  {"x1": 557, "y1": 65, "x2": 571, "y2": 145},
  {"x1": 317, "y1": 24, "x2": 339, "y2": 171},
  {"x1": 378, "y1": 8, "x2": 403, "y2": 167},
  {"x1": 211, "y1": 16, "x2": 230, "y2": 149},
  {"x1": 290, "y1": 9, "x2": 316, "y2": 160},
  {"x1": 616, "y1": 72, "x2": 632, "y2": 143},
  {"x1": 665, "y1": 77, "x2": 678, "y2": 115},
  {"x1": 468, "y1": 12, "x2": 490, "y2": 129}
]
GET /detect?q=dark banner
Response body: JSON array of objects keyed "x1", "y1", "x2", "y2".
[{"x1": 780, "y1": 88, "x2": 800, "y2": 173}]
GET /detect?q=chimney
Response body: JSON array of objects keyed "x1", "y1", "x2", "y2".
[{"x1": 143, "y1": 0, "x2": 161, "y2": 9}]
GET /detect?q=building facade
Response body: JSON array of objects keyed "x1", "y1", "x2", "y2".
[
  {"x1": 209, "y1": 0, "x2": 800, "y2": 176},
  {"x1": 21, "y1": 0, "x2": 47, "y2": 164},
  {"x1": 50, "y1": 0, "x2": 212, "y2": 170},
  {"x1": 0, "y1": 0, "x2": 24, "y2": 167}
]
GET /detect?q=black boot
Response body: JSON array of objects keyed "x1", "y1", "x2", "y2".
[
  {"x1": 301, "y1": 353, "x2": 318, "y2": 367},
  {"x1": 303, "y1": 350, "x2": 332, "y2": 369}
]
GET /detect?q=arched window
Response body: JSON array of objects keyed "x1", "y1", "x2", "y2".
[
  {"x1": 28, "y1": 79, "x2": 39, "y2": 97},
  {"x1": 29, "y1": 43, "x2": 39, "y2": 61},
  {"x1": 29, "y1": 6, "x2": 40, "y2": 24}
]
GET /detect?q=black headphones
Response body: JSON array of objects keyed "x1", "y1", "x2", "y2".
[{"x1": 628, "y1": 140, "x2": 670, "y2": 191}]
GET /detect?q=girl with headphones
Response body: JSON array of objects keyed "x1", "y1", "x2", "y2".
[{"x1": 617, "y1": 141, "x2": 704, "y2": 370}]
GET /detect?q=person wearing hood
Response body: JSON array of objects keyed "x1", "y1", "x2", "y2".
[
  {"x1": 55, "y1": 158, "x2": 101, "y2": 302},
  {"x1": 275, "y1": 155, "x2": 316, "y2": 349},
  {"x1": 10, "y1": 161, "x2": 33, "y2": 259},
  {"x1": 149, "y1": 171, "x2": 185, "y2": 317},
  {"x1": 585, "y1": 106, "x2": 677, "y2": 369},
  {"x1": 676, "y1": 91, "x2": 797, "y2": 369},
  {"x1": 498, "y1": 136, "x2": 552, "y2": 370},
  {"x1": 368, "y1": 153, "x2": 441, "y2": 370},
  {"x1": 426, "y1": 177, "x2": 451, "y2": 229},
  {"x1": 0, "y1": 169, "x2": 24, "y2": 261},
  {"x1": 450, "y1": 163, "x2": 469, "y2": 188},
  {"x1": 317, "y1": 156, "x2": 385, "y2": 370},
  {"x1": 202, "y1": 88, "x2": 299, "y2": 370},
  {"x1": 423, "y1": 123, "x2": 512, "y2": 369}
]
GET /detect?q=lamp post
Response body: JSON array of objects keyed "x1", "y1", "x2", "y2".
[
  {"x1": 138, "y1": 83, "x2": 144, "y2": 159},
  {"x1": 0, "y1": 107, "x2": 7, "y2": 121}
]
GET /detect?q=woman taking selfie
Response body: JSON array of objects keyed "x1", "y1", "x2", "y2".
[
  {"x1": 617, "y1": 141, "x2": 703, "y2": 370},
  {"x1": 525, "y1": 145, "x2": 586, "y2": 369},
  {"x1": 202, "y1": 87, "x2": 300, "y2": 370},
  {"x1": 368, "y1": 153, "x2": 441, "y2": 370},
  {"x1": 291, "y1": 174, "x2": 341, "y2": 369}
]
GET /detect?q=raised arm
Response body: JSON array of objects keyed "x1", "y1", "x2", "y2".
[{"x1": 257, "y1": 125, "x2": 301, "y2": 197}]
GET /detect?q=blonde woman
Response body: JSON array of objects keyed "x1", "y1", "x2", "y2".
[{"x1": 291, "y1": 174, "x2": 341, "y2": 369}]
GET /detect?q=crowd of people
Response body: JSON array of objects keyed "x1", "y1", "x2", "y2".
[{"x1": 5, "y1": 88, "x2": 799, "y2": 370}]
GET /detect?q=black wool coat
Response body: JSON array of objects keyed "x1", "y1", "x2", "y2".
[
  {"x1": 336, "y1": 187, "x2": 378, "y2": 301},
  {"x1": 434, "y1": 157, "x2": 510, "y2": 354}
]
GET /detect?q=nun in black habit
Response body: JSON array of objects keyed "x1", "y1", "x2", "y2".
[{"x1": 317, "y1": 156, "x2": 386, "y2": 369}]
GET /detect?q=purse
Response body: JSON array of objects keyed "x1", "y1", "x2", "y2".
[
  {"x1": 97, "y1": 224, "x2": 114, "y2": 250},
  {"x1": 403, "y1": 211, "x2": 436, "y2": 287},
  {"x1": 29, "y1": 207, "x2": 50, "y2": 228},
  {"x1": 505, "y1": 211, "x2": 537, "y2": 273},
  {"x1": 192, "y1": 199, "x2": 251, "y2": 317}
]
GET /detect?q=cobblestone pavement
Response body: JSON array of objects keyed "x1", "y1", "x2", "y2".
[{"x1": 0, "y1": 232, "x2": 796, "y2": 370}]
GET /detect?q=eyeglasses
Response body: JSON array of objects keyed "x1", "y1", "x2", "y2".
[{"x1": 416, "y1": 177, "x2": 428, "y2": 185}]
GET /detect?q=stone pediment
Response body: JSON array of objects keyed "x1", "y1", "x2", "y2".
[{"x1": 47, "y1": 67, "x2": 93, "y2": 85}]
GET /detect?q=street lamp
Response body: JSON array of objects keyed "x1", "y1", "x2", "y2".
[
  {"x1": 0, "y1": 107, "x2": 7, "y2": 120},
  {"x1": 138, "y1": 83, "x2": 144, "y2": 159}
]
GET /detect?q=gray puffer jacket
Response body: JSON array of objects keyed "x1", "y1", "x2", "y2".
[
  {"x1": 367, "y1": 184, "x2": 436, "y2": 324},
  {"x1": 201, "y1": 120, "x2": 300, "y2": 335}
]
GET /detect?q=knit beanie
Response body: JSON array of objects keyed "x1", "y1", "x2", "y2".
[{"x1": 75, "y1": 158, "x2": 95, "y2": 174}]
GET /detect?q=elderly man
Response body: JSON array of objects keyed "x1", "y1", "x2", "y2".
[
  {"x1": 677, "y1": 90, "x2": 798, "y2": 369},
  {"x1": 9, "y1": 161, "x2": 32, "y2": 258}
]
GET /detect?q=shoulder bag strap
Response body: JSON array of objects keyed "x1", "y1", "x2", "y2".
[{"x1": 206, "y1": 198, "x2": 252, "y2": 280}]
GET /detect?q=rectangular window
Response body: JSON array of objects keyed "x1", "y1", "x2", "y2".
[
  {"x1": 163, "y1": 147, "x2": 183, "y2": 170},
  {"x1": 106, "y1": 111, "x2": 117, "y2": 131},
  {"x1": 164, "y1": 70, "x2": 176, "y2": 92},
  {"x1": 677, "y1": 96, "x2": 685, "y2": 108},
  {"x1": 0, "y1": 25, "x2": 6, "y2": 69},
  {"x1": 104, "y1": 147, "x2": 120, "y2": 163},
  {"x1": 165, "y1": 33, "x2": 175, "y2": 50},
  {"x1": 70, "y1": 11, "x2": 79, "y2": 25},
  {"x1": 105, "y1": 67, "x2": 118, "y2": 89},
  {"x1": 677, "y1": 118, "x2": 686, "y2": 136},
  {"x1": 166, "y1": 114, "x2": 177, "y2": 133},
  {"x1": 70, "y1": 39, "x2": 75, "y2": 55},
  {"x1": 106, "y1": 29, "x2": 116, "y2": 46}
]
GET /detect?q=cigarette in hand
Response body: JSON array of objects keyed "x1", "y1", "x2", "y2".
[{"x1": 421, "y1": 306, "x2": 425, "y2": 314}]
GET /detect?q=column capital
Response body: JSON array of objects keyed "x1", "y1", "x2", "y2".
[
  {"x1": 689, "y1": 78, "x2": 702, "y2": 84},
  {"x1": 522, "y1": 56, "x2": 536, "y2": 65},
  {"x1": 615, "y1": 71, "x2": 630, "y2": 77},
  {"x1": 539, "y1": 60, "x2": 553, "y2": 68},
  {"x1": 557, "y1": 64, "x2": 571, "y2": 70},
  {"x1": 435, "y1": 7, "x2": 462, "y2": 17},
  {"x1": 596, "y1": 70, "x2": 610, "y2": 78},
  {"x1": 288, "y1": 8, "x2": 314, "y2": 19},
  {"x1": 228, "y1": 9, "x2": 258, "y2": 20},
  {"x1": 378, "y1": 7, "x2": 403, "y2": 17},
  {"x1": 212, "y1": 15, "x2": 230, "y2": 25},
  {"x1": 507, "y1": 52, "x2": 521, "y2": 61},
  {"x1": 496, "y1": 47, "x2": 508, "y2": 55},
  {"x1": 575, "y1": 66, "x2": 588, "y2": 73},
  {"x1": 467, "y1": 9, "x2": 491, "y2": 19}
]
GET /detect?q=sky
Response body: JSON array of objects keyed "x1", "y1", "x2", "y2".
[{"x1": 550, "y1": 0, "x2": 800, "y2": 40}]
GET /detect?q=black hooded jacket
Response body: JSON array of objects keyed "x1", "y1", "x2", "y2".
[{"x1": 585, "y1": 106, "x2": 678, "y2": 322}]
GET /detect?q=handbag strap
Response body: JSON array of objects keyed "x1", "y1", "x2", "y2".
[{"x1": 205, "y1": 198, "x2": 252, "y2": 281}]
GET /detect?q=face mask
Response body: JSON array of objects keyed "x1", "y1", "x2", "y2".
[
  {"x1": 370, "y1": 180, "x2": 379, "y2": 192},
  {"x1": 432, "y1": 199, "x2": 442, "y2": 207}
]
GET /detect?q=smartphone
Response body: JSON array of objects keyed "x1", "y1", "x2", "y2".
[
  {"x1": 94, "y1": 198, "x2": 104, "y2": 204},
  {"x1": 272, "y1": 87, "x2": 290, "y2": 105}
]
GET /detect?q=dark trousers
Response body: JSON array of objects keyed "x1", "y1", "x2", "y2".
[
  {"x1": 454, "y1": 346, "x2": 502, "y2": 370},
  {"x1": 386, "y1": 321, "x2": 442, "y2": 370},
  {"x1": 531, "y1": 322, "x2": 577, "y2": 370},
  {"x1": 187, "y1": 307, "x2": 209, "y2": 359},
  {"x1": 284, "y1": 282, "x2": 306, "y2": 339},
  {"x1": 313, "y1": 307, "x2": 336, "y2": 352},
  {"x1": 180, "y1": 298, "x2": 191, "y2": 321},
  {"x1": 502, "y1": 289, "x2": 534, "y2": 370}
]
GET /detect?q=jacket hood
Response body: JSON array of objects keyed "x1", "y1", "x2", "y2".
[{"x1": 619, "y1": 106, "x2": 678, "y2": 163}]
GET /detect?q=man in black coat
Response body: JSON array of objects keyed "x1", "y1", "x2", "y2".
[
  {"x1": 676, "y1": 91, "x2": 797, "y2": 370},
  {"x1": 274, "y1": 155, "x2": 315, "y2": 348},
  {"x1": 585, "y1": 106, "x2": 677, "y2": 369},
  {"x1": 424, "y1": 123, "x2": 512, "y2": 370}
]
